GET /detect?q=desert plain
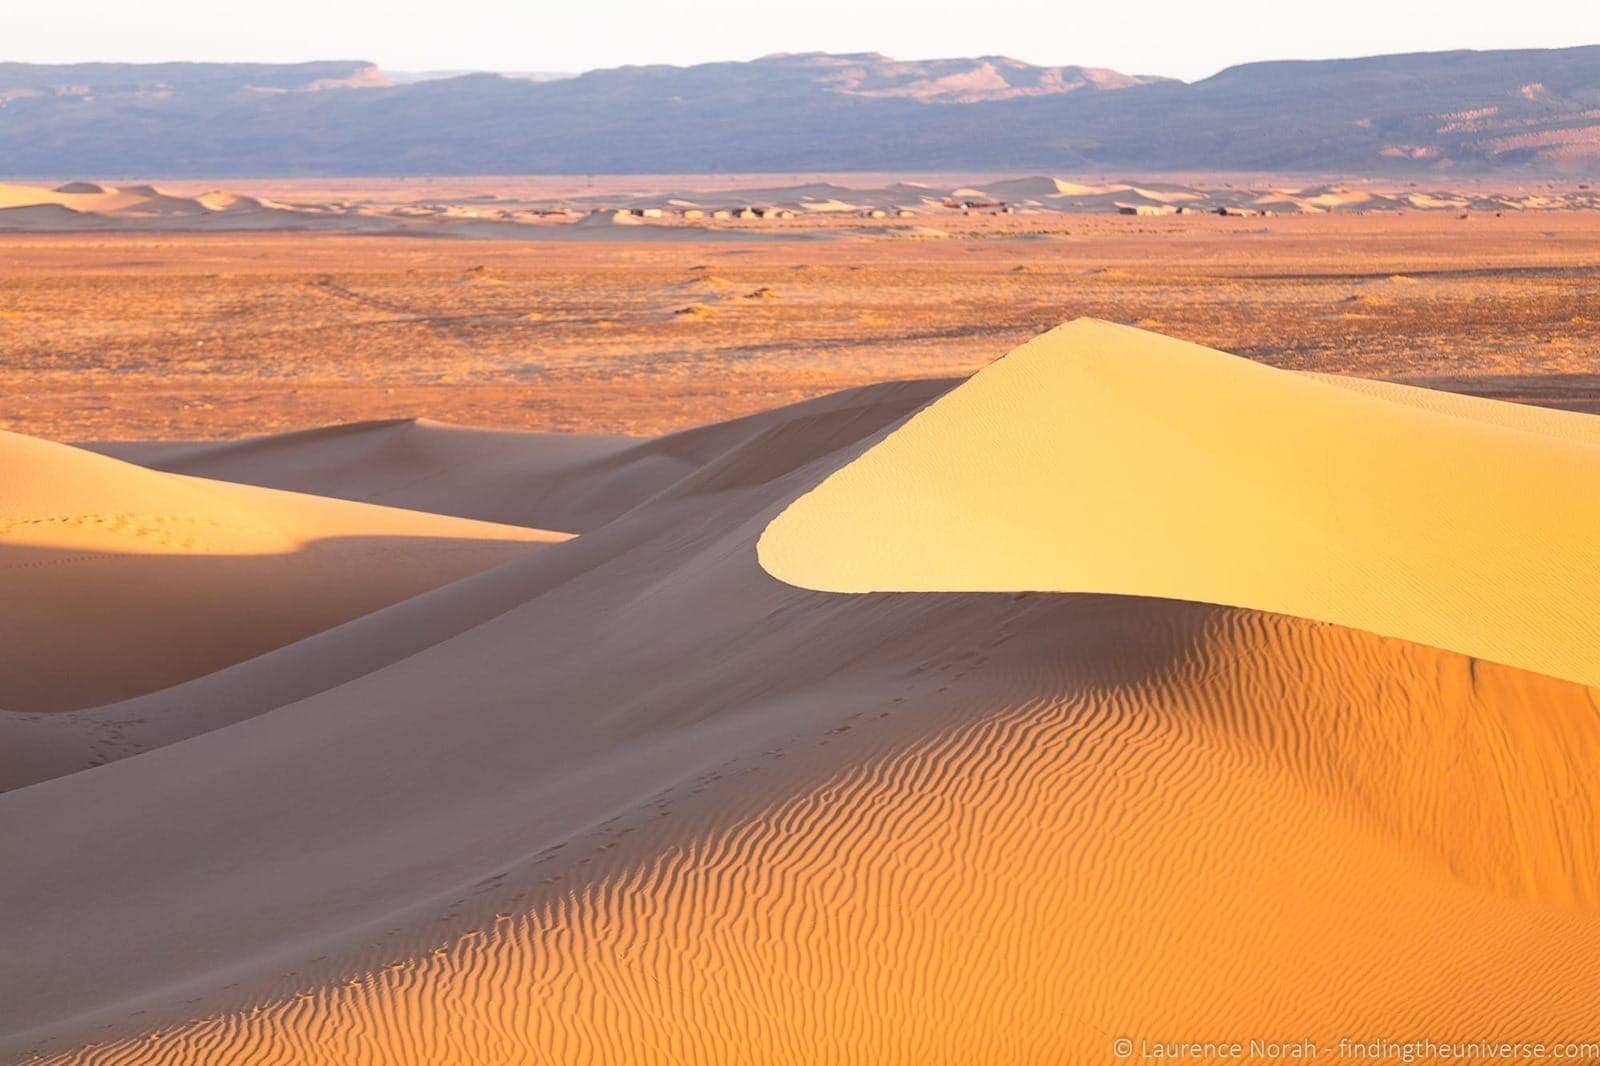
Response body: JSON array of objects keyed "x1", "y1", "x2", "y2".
[
  {"x1": 6, "y1": 176, "x2": 1600, "y2": 1064},
  {"x1": 6, "y1": 176, "x2": 1600, "y2": 440}
]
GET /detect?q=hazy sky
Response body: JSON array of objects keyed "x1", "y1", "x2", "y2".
[{"x1": 9, "y1": 0, "x2": 1600, "y2": 82}]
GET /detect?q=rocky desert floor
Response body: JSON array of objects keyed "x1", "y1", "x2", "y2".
[{"x1": 4, "y1": 208, "x2": 1600, "y2": 442}]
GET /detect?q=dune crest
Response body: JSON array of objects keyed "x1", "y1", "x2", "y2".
[{"x1": 760, "y1": 318, "x2": 1600, "y2": 688}]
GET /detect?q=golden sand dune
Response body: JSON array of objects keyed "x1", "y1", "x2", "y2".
[
  {"x1": 24, "y1": 608, "x2": 1600, "y2": 1064},
  {"x1": 761, "y1": 318, "x2": 1600, "y2": 689},
  {"x1": 0, "y1": 429, "x2": 563, "y2": 712},
  {"x1": 5, "y1": 324, "x2": 1600, "y2": 1063}
]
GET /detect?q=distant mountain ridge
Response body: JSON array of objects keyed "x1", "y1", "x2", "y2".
[
  {"x1": 737, "y1": 52, "x2": 1171, "y2": 102},
  {"x1": 2, "y1": 47, "x2": 1599, "y2": 175},
  {"x1": 0, "y1": 60, "x2": 387, "y2": 99}
]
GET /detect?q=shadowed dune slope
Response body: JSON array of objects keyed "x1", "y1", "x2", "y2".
[
  {"x1": 761, "y1": 318, "x2": 1600, "y2": 689},
  {"x1": 91, "y1": 421, "x2": 641, "y2": 533},
  {"x1": 0, "y1": 429, "x2": 564, "y2": 711},
  {"x1": 6, "y1": 328, "x2": 1600, "y2": 1062},
  {"x1": 90, "y1": 380, "x2": 954, "y2": 532},
  {"x1": 0, "y1": 382, "x2": 944, "y2": 792}
]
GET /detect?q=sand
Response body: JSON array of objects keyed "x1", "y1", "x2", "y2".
[
  {"x1": 12, "y1": 214, "x2": 1600, "y2": 448},
  {"x1": 761, "y1": 319, "x2": 1600, "y2": 688},
  {"x1": 4, "y1": 323, "x2": 1600, "y2": 1062},
  {"x1": 7, "y1": 174, "x2": 1600, "y2": 244},
  {"x1": 0, "y1": 428, "x2": 564, "y2": 712},
  {"x1": 0, "y1": 183, "x2": 311, "y2": 232}
]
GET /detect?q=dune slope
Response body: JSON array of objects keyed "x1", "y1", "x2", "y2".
[
  {"x1": 0, "y1": 429, "x2": 563, "y2": 711},
  {"x1": 761, "y1": 318, "x2": 1600, "y2": 689},
  {"x1": 21, "y1": 604, "x2": 1600, "y2": 1064},
  {"x1": 90, "y1": 420, "x2": 640, "y2": 532},
  {"x1": 5, "y1": 328, "x2": 1600, "y2": 1062},
  {"x1": 0, "y1": 383, "x2": 949, "y2": 793},
  {"x1": 91, "y1": 380, "x2": 952, "y2": 532}
]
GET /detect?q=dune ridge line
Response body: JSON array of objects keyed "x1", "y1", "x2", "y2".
[{"x1": 759, "y1": 317, "x2": 1600, "y2": 689}]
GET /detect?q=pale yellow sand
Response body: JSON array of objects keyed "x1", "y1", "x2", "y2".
[{"x1": 761, "y1": 318, "x2": 1600, "y2": 688}]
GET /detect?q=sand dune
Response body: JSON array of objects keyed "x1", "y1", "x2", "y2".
[
  {"x1": 0, "y1": 429, "x2": 563, "y2": 711},
  {"x1": 0, "y1": 182, "x2": 376, "y2": 234},
  {"x1": 6, "y1": 175, "x2": 1598, "y2": 242},
  {"x1": 762, "y1": 318, "x2": 1600, "y2": 689},
  {"x1": 92, "y1": 420, "x2": 641, "y2": 532},
  {"x1": 91, "y1": 379, "x2": 951, "y2": 531},
  {"x1": 0, "y1": 182, "x2": 281, "y2": 220},
  {"x1": 5, "y1": 324, "x2": 1600, "y2": 1062},
  {"x1": 0, "y1": 382, "x2": 949, "y2": 792},
  {"x1": 0, "y1": 182, "x2": 150, "y2": 213}
]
